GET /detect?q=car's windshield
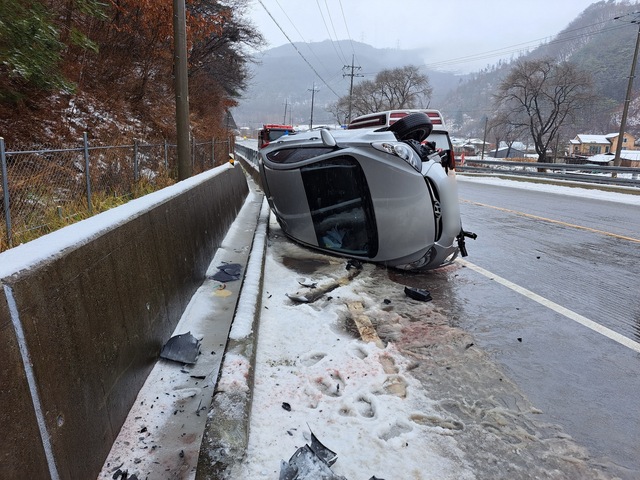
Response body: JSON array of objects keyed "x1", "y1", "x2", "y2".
[{"x1": 268, "y1": 129, "x2": 291, "y2": 141}]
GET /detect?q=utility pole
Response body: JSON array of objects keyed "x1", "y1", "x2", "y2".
[
  {"x1": 283, "y1": 99, "x2": 288, "y2": 124},
  {"x1": 343, "y1": 55, "x2": 363, "y2": 125},
  {"x1": 481, "y1": 116, "x2": 488, "y2": 160},
  {"x1": 308, "y1": 83, "x2": 319, "y2": 130},
  {"x1": 173, "y1": 0, "x2": 191, "y2": 180},
  {"x1": 614, "y1": 14, "x2": 640, "y2": 168}
]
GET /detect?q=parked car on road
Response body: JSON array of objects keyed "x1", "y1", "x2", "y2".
[
  {"x1": 258, "y1": 113, "x2": 475, "y2": 270},
  {"x1": 348, "y1": 109, "x2": 446, "y2": 129}
]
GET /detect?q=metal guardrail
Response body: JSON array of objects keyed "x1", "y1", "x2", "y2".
[
  {"x1": 458, "y1": 158, "x2": 640, "y2": 188},
  {"x1": 234, "y1": 142, "x2": 260, "y2": 168}
]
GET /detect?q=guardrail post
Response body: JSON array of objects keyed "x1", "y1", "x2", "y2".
[
  {"x1": 191, "y1": 136, "x2": 196, "y2": 170},
  {"x1": 164, "y1": 139, "x2": 169, "y2": 170},
  {"x1": 1, "y1": 137, "x2": 13, "y2": 248},
  {"x1": 133, "y1": 139, "x2": 139, "y2": 182},
  {"x1": 83, "y1": 132, "x2": 93, "y2": 215}
]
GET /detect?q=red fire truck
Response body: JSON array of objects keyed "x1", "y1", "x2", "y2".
[{"x1": 258, "y1": 124, "x2": 295, "y2": 149}]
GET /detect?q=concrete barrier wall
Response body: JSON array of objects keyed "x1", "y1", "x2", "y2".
[{"x1": 0, "y1": 164, "x2": 248, "y2": 480}]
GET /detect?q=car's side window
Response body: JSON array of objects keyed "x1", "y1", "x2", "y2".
[
  {"x1": 300, "y1": 156, "x2": 378, "y2": 257},
  {"x1": 266, "y1": 147, "x2": 335, "y2": 164}
]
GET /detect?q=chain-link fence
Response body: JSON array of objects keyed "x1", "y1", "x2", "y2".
[{"x1": 0, "y1": 134, "x2": 232, "y2": 252}]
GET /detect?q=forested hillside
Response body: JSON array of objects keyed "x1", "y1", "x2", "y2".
[
  {"x1": 4, "y1": 0, "x2": 640, "y2": 147},
  {"x1": 0, "y1": 0, "x2": 260, "y2": 146},
  {"x1": 442, "y1": 0, "x2": 640, "y2": 138}
]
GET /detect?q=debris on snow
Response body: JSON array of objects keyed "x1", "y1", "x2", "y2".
[
  {"x1": 286, "y1": 265, "x2": 362, "y2": 304},
  {"x1": 279, "y1": 430, "x2": 387, "y2": 480},
  {"x1": 159, "y1": 332, "x2": 201, "y2": 364},
  {"x1": 211, "y1": 262, "x2": 243, "y2": 282},
  {"x1": 279, "y1": 430, "x2": 344, "y2": 480},
  {"x1": 403, "y1": 286, "x2": 432, "y2": 302}
]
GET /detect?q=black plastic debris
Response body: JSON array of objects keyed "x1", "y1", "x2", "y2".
[
  {"x1": 346, "y1": 259, "x2": 363, "y2": 270},
  {"x1": 112, "y1": 469, "x2": 139, "y2": 480},
  {"x1": 404, "y1": 286, "x2": 432, "y2": 302},
  {"x1": 159, "y1": 332, "x2": 201, "y2": 364},
  {"x1": 280, "y1": 430, "x2": 345, "y2": 480},
  {"x1": 212, "y1": 263, "x2": 243, "y2": 282}
]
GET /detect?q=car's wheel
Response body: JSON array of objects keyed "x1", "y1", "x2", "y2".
[{"x1": 388, "y1": 113, "x2": 433, "y2": 142}]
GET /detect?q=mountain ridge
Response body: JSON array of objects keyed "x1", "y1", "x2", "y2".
[
  {"x1": 234, "y1": 0, "x2": 640, "y2": 141},
  {"x1": 233, "y1": 39, "x2": 464, "y2": 128}
]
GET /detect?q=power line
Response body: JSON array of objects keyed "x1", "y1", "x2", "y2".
[
  {"x1": 315, "y1": 0, "x2": 347, "y2": 65},
  {"x1": 257, "y1": 0, "x2": 341, "y2": 98},
  {"x1": 425, "y1": 16, "x2": 632, "y2": 70},
  {"x1": 323, "y1": 0, "x2": 348, "y2": 64},
  {"x1": 272, "y1": 0, "x2": 335, "y2": 79},
  {"x1": 337, "y1": 0, "x2": 359, "y2": 65}
]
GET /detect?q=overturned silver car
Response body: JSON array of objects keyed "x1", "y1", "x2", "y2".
[{"x1": 258, "y1": 113, "x2": 475, "y2": 270}]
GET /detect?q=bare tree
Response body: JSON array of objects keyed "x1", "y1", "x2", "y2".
[
  {"x1": 493, "y1": 58, "x2": 593, "y2": 162},
  {"x1": 376, "y1": 65, "x2": 432, "y2": 109},
  {"x1": 326, "y1": 100, "x2": 349, "y2": 126},
  {"x1": 350, "y1": 79, "x2": 388, "y2": 116},
  {"x1": 329, "y1": 65, "x2": 432, "y2": 122},
  {"x1": 488, "y1": 111, "x2": 527, "y2": 157}
]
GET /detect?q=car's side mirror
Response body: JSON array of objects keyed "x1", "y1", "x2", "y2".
[{"x1": 320, "y1": 128, "x2": 337, "y2": 147}]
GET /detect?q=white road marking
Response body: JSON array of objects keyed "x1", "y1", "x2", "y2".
[{"x1": 458, "y1": 259, "x2": 640, "y2": 354}]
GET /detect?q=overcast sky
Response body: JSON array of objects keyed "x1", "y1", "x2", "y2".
[{"x1": 247, "y1": 0, "x2": 610, "y2": 72}]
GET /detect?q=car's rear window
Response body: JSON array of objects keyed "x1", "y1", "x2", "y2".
[{"x1": 300, "y1": 156, "x2": 378, "y2": 257}]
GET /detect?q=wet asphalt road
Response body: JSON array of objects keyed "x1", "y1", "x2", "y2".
[{"x1": 436, "y1": 179, "x2": 640, "y2": 477}]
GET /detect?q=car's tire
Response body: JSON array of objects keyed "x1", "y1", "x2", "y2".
[{"x1": 388, "y1": 113, "x2": 433, "y2": 142}]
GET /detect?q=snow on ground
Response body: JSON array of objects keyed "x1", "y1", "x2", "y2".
[
  {"x1": 217, "y1": 174, "x2": 636, "y2": 479},
  {"x1": 457, "y1": 174, "x2": 640, "y2": 205},
  {"x1": 226, "y1": 219, "x2": 475, "y2": 480}
]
